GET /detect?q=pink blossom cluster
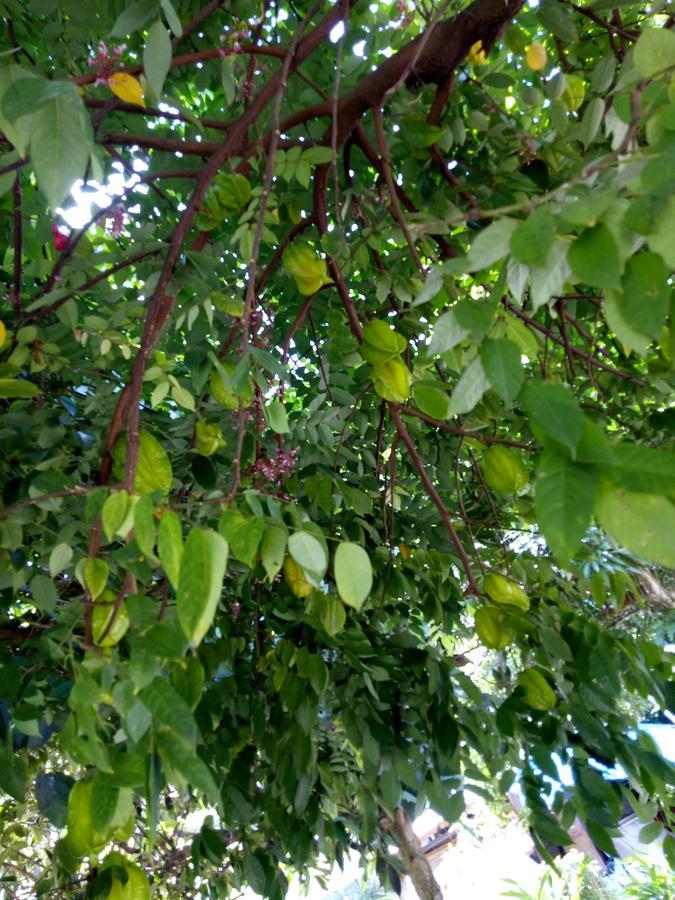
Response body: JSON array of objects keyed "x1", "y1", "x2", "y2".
[
  {"x1": 105, "y1": 202, "x2": 126, "y2": 237},
  {"x1": 88, "y1": 41, "x2": 126, "y2": 84},
  {"x1": 250, "y1": 447, "x2": 298, "y2": 485}
]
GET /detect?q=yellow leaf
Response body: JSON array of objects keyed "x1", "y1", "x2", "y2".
[{"x1": 108, "y1": 72, "x2": 146, "y2": 108}]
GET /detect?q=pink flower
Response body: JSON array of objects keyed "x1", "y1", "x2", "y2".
[{"x1": 51, "y1": 223, "x2": 69, "y2": 252}]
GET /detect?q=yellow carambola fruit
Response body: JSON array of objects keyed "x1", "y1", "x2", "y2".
[
  {"x1": 102, "y1": 851, "x2": 151, "y2": 900},
  {"x1": 517, "y1": 668, "x2": 556, "y2": 711},
  {"x1": 474, "y1": 606, "x2": 512, "y2": 650},
  {"x1": 372, "y1": 358, "x2": 411, "y2": 403},
  {"x1": 283, "y1": 243, "x2": 333, "y2": 295},
  {"x1": 195, "y1": 421, "x2": 226, "y2": 457},
  {"x1": 0, "y1": 320, "x2": 5, "y2": 347},
  {"x1": 482, "y1": 445, "x2": 529, "y2": 494},
  {"x1": 92, "y1": 589, "x2": 130, "y2": 647},
  {"x1": 483, "y1": 573, "x2": 530, "y2": 610},
  {"x1": 209, "y1": 366, "x2": 253, "y2": 410},
  {"x1": 283, "y1": 556, "x2": 312, "y2": 598},
  {"x1": 561, "y1": 74, "x2": 585, "y2": 111},
  {"x1": 468, "y1": 40, "x2": 488, "y2": 66},
  {"x1": 526, "y1": 43, "x2": 547, "y2": 72}
]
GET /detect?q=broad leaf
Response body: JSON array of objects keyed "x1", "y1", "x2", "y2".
[
  {"x1": 535, "y1": 450, "x2": 597, "y2": 564},
  {"x1": 334, "y1": 542, "x2": 373, "y2": 611},
  {"x1": 176, "y1": 528, "x2": 228, "y2": 647}
]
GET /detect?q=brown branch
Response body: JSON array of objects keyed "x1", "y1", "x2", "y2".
[
  {"x1": 30, "y1": 247, "x2": 162, "y2": 322},
  {"x1": 390, "y1": 808, "x2": 444, "y2": 900},
  {"x1": 72, "y1": 45, "x2": 286, "y2": 86},
  {"x1": 83, "y1": 97, "x2": 231, "y2": 133},
  {"x1": 502, "y1": 299, "x2": 645, "y2": 387},
  {"x1": 372, "y1": 106, "x2": 424, "y2": 272},
  {"x1": 101, "y1": 131, "x2": 221, "y2": 156},
  {"x1": 399, "y1": 406, "x2": 532, "y2": 449},
  {"x1": 389, "y1": 405, "x2": 479, "y2": 594},
  {"x1": 11, "y1": 175, "x2": 21, "y2": 317}
]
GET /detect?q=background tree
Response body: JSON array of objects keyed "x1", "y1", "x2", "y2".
[{"x1": 0, "y1": 0, "x2": 674, "y2": 897}]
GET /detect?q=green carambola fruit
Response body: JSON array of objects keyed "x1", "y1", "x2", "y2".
[
  {"x1": 360, "y1": 319, "x2": 408, "y2": 364},
  {"x1": 482, "y1": 445, "x2": 529, "y2": 494},
  {"x1": 195, "y1": 421, "x2": 225, "y2": 456},
  {"x1": 483, "y1": 573, "x2": 529, "y2": 610},
  {"x1": 517, "y1": 668, "x2": 556, "y2": 710},
  {"x1": 195, "y1": 174, "x2": 251, "y2": 231},
  {"x1": 372, "y1": 358, "x2": 411, "y2": 403},
  {"x1": 283, "y1": 242, "x2": 333, "y2": 295},
  {"x1": 209, "y1": 366, "x2": 253, "y2": 410},
  {"x1": 475, "y1": 606, "x2": 512, "y2": 650}
]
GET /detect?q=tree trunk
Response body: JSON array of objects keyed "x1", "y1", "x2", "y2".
[{"x1": 391, "y1": 808, "x2": 444, "y2": 900}]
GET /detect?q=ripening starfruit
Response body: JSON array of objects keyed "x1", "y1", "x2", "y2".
[
  {"x1": 482, "y1": 445, "x2": 529, "y2": 494},
  {"x1": 561, "y1": 74, "x2": 585, "y2": 111},
  {"x1": 283, "y1": 242, "x2": 333, "y2": 295},
  {"x1": 526, "y1": 43, "x2": 547, "y2": 72},
  {"x1": 92, "y1": 589, "x2": 130, "y2": 648},
  {"x1": 517, "y1": 668, "x2": 556, "y2": 711},
  {"x1": 372, "y1": 358, "x2": 411, "y2": 403},
  {"x1": 101, "y1": 851, "x2": 151, "y2": 900},
  {"x1": 483, "y1": 573, "x2": 530, "y2": 610},
  {"x1": 209, "y1": 366, "x2": 253, "y2": 410},
  {"x1": 475, "y1": 606, "x2": 512, "y2": 650},
  {"x1": 195, "y1": 420, "x2": 226, "y2": 457},
  {"x1": 283, "y1": 556, "x2": 312, "y2": 598},
  {"x1": 468, "y1": 40, "x2": 488, "y2": 66}
]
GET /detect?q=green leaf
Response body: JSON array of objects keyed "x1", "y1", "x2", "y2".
[
  {"x1": 634, "y1": 27, "x2": 675, "y2": 78},
  {"x1": 229, "y1": 517, "x2": 265, "y2": 568},
  {"x1": 537, "y1": 0, "x2": 577, "y2": 42},
  {"x1": 144, "y1": 21, "x2": 172, "y2": 97},
  {"x1": 616, "y1": 252, "x2": 669, "y2": 339},
  {"x1": 535, "y1": 450, "x2": 597, "y2": 565},
  {"x1": 521, "y1": 381, "x2": 584, "y2": 457},
  {"x1": 608, "y1": 444, "x2": 675, "y2": 496},
  {"x1": 176, "y1": 528, "x2": 228, "y2": 647},
  {"x1": 0, "y1": 64, "x2": 39, "y2": 155},
  {"x1": 466, "y1": 219, "x2": 517, "y2": 271},
  {"x1": 581, "y1": 97, "x2": 604, "y2": 147},
  {"x1": 0, "y1": 747, "x2": 26, "y2": 801},
  {"x1": 102, "y1": 490, "x2": 130, "y2": 543},
  {"x1": 266, "y1": 399, "x2": 290, "y2": 434},
  {"x1": 319, "y1": 594, "x2": 346, "y2": 636},
  {"x1": 428, "y1": 309, "x2": 469, "y2": 356},
  {"x1": 155, "y1": 732, "x2": 220, "y2": 804},
  {"x1": 412, "y1": 383, "x2": 451, "y2": 419},
  {"x1": 288, "y1": 531, "x2": 327, "y2": 577},
  {"x1": 334, "y1": 543, "x2": 372, "y2": 611},
  {"x1": 110, "y1": 0, "x2": 159, "y2": 37},
  {"x1": 112, "y1": 431, "x2": 173, "y2": 495},
  {"x1": 481, "y1": 338, "x2": 523, "y2": 405},
  {"x1": 90, "y1": 777, "x2": 119, "y2": 834},
  {"x1": 509, "y1": 207, "x2": 555, "y2": 268},
  {"x1": 595, "y1": 486, "x2": 675, "y2": 567},
  {"x1": 139, "y1": 677, "x2": 197, "y2": 747},
  {"x1": 29, "y1": 573, "x2": 58, "y2": 611},
  {"x1": 530, "y1": 240, "x2": 572, "y2": 311},
  {"x1": 157, "y1": 510, "x2": 183, "y2": 589},
  {"x1": 83, "y1": 558, "x2": 109, "y2": 600},
  {"x1": 49, "y1": 542, "x2": 73, "y2": 577},
  {"x1": 0, "y1": 377, "x2": 41, "y2": 398},
  {"x1": 29, "y1": 85, "x2": 90, "y2": 209},
  {"x1": 160, "y1": 0, "x2": 182, "y2": 36},
  {"x1": 261, "y1": 524, "x2": 288, "y2": 583},
  {"x1": 448, "y1": 356, "x2": 490, "y2": 416},
  {"x1": 568, "y1": 224, "x2": 621, "y2": 289},
  {"x1": 133, "y1": 493, "x2": 157, "y2": 560},
  {"x1": 302, "y1": 145, "x2": 333, "y2": 165}
]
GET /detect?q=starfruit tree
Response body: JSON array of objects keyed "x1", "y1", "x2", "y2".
[{"x1": 0, "y1": 0, "x2": 674, "y2": 897}]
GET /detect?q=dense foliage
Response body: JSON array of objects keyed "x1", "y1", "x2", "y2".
[{"x1": 0, "y1": 0, "x2": 674, "y2": 897}]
